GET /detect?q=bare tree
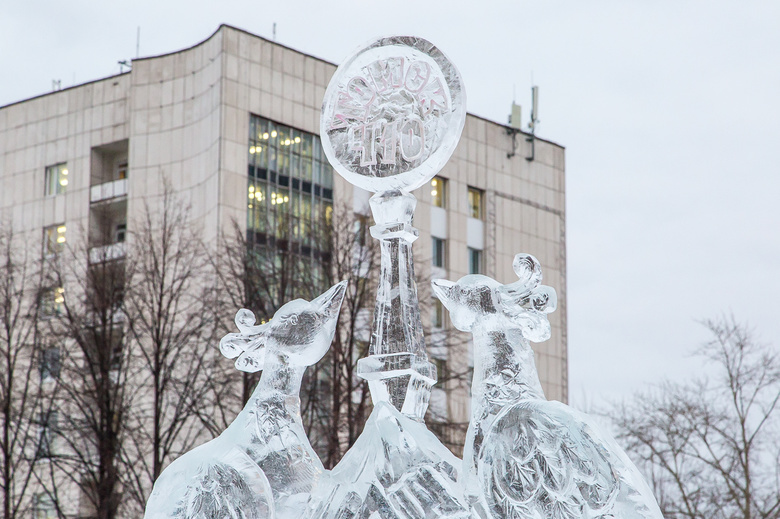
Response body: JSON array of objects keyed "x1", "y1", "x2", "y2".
[
  {"x1": 611, "y1": 316, "x2": 780, "y2": 519},
  {"x1": 298, "y1": 207, "x2": 379, "y2": 468},
  {"x1": 119, "y1": 189, "x2": 222, "y2": 510},
  {"x1": 41, "y1": 223, "x2": 132, "y2": 519},
  {"x1": 0, "y1": 224, "x2": 58, "y2": 519},
  {"x1": 214, "y1": 204, "x2": 379, "y2": 468},
  {"x1": 214, "y1": 212, "x2": 319, "y2": 408}
]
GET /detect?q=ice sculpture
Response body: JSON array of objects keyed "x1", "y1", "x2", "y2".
[
  {"x1": 432, "y1": 254, "x2": 664, "y2": 519},
  {"x1": 143, "y1": 282, "x2": 347, "y2": 519},
  {"x1": 144, "y1": 35, "x2": 666, "y2": 519},
  {"x1": 302, "y1": 35, "x2": 471, "y2": 518}
]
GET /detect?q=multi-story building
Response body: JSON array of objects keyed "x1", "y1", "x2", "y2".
[{"x1": 0, "y1": 24, "x2": 566, "y2": 516}]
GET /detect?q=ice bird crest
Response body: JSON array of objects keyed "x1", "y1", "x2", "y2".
[{"x1": 219, "y1": 309, "x2": 270, "y2": 373}]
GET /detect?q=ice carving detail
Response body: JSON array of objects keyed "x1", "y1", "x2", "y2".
[
  {"x1": 144, "y1": 282, "x2": 347, "y2": 518},
  {"x1": 143, "y1": 35, "x2": 665, "y2": 519},
  {"x1": 432, "y1": 254, "x2": 664, "y2": 518}
]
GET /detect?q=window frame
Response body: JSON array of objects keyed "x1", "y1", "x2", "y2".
[
  {"x1": 432, "y1": 299, "x2": 445, "y2": 329},
  {"x1": 430, "y1": 176, "x2": 447, "y2": 208},
  {"x1": 39, "y1": 346, "x2": 61, "y2": 382},
  {"x1": 432, "y1": 237, "x2": 446, "y2": 268},
  {"x1": 40, "y1": 287, "x2": 65, "y2": 319},
  {"x1": 44, "y1": 163, "x2": 68, "y2": 197},
  {"x1": 467, "y1": 186, "x2": 484, "y2": 220},
  {"x1": 42, "y1": 224, "x2": 66, "y2": 257},
  {"x1": 36, "y1": 410, "x2": 58, "y2": 460},
  {"x1": 468, "y1": 247, "x2": 483, "y2": 275}
]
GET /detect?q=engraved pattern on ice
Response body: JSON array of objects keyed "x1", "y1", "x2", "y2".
[{"x1": 321, "y1": 37, "x2": 466, "y2": 193}]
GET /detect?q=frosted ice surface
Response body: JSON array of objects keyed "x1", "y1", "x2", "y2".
[
  {"x1": 305, "y1": 402, "x2": 470, "y2": 519},
  {"x1": 320, "y1": 36, "x2": 466, "y2": 193},
  {"x1": 144, "y1": 33, "x2": 666, "y2": 519},
  {"x1": 432, "y1": 254, "x2": 664, "y2": 519},
  {"x1": 143, "y1": 282, "x2": 347, "y2": 519},
  {"x1": 356, "y1": 190, "x2": 436, "y2": 422}
]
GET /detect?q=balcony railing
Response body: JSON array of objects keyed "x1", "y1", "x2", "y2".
[
  {"x1": 90, "y1": 179, "x2": 127, "y2": 203},
  {"x1": 89, "y1": 242, "x2": 126, "y2": 263}
]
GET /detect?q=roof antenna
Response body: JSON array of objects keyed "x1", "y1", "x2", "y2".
[
  {"x1": 273, "y1": 22, "x2": 277, "y2": 41},
  {"x1": 506, "y1": 84, "x2": 523, "y2": 158},
  {"x1": 526, "y1": 85, "x2": 539, "y2": 162},
  {"x1": 136, "y1": 26, "x2": 141, "y2": 58}
]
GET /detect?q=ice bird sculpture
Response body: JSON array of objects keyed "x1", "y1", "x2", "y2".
[
  {"x1": 143, "y1": 281, "x2": 347, "y2": 519},
  {"x1": 432, "y1": 255, "x2": 663, "y2": 519}
]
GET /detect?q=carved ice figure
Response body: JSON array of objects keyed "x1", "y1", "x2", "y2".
[
  {"x1": 305, "y1": 402, "x2": 470, "y2": 519},
  {"x1": 432, "y1": 255, "x2": 663, "y2": 519},
  {"x1": 144, "y1": 281, "x2": 347, "y2": 519}
]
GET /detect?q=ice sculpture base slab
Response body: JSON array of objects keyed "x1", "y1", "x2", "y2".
[{"x1": 305, "y1": 402, "x2": 469, "y2": 519}]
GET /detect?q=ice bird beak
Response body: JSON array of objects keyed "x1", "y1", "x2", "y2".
[
  {"x1": 431, "y1": 279, "x2": 455, "y2": 308},
  {"x1": 314, "y1": 280, "x2": 348, "y2": 317}
]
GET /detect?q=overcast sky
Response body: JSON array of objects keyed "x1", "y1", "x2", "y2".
[{"x1": 2, "y1": 1, "x2": 778, "y2": 409}]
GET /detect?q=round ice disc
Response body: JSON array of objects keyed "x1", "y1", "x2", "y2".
[{"x1": 321, "y1": 36, "x2": 466, "y2": 193}]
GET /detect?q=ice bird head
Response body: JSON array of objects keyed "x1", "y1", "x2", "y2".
[
  {"x1": 219, "y1": 280, "x2": 348, "y2": 371},
  {"x1": 432, "y1": 253, "x2": 556, "y2": 342},
  {"x1": 431, "y1": 275, "x2": 502, "y2": 332},
  {"x1": 267, "y1": 280, "x2": 348, "y2": 366}
]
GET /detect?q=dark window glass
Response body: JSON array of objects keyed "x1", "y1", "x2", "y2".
[
  {"x1": 39, "y1": 347, "x2": 61, "y2": 381},
  {"x1": 468, "y1": 247, "x2": 483, "y2": 275},
  {"x1": 432, "y1": 238, "x2": 446, "y2": 268}
]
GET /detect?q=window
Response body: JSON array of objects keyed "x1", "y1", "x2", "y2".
[
  {"x1": 110, "y1": 339, "x2": 124, "y2": 374},
  {"x1": 468, "y1": 187, "x2": 484, "y2": 219},
  {"x1": 44, "y1": 163, "x2": 68, "y2": 196},
  {"x1": 114, "y1": 223, "x2": 126, "y2": 243},
  {"x1": 432, "y1": 299, "x2": 445, "y2": 328},
  {"x1": 431, "y1": 176, "x2": 446, "y2": 208},
  {"x1": 432, "y1": 238, "x2": 446, "y2": 268},
  {"x1": 247, "y1": 116, "x2": 333, "y2": 268},
  {"x1": 43, "y1": 224, "x2": 66, "y2": 256},
  {"x1": 36, "y1": 411, "x2": 58, "y2": 459},
  {"x1": 40, "y1": 287, "x2": 65, "y2": 318},
  {"x1": 39, "y1": 347, "x2": 61, "y2": 381},
  {"x1": 115, "y1": 161, "x2": 128, "y2": 180},
  {"x1": 354, "y1": 214, "x2": 371, "y2": 247},
  {"x1": 432, "y1": 357, "x2": 448, "y2": 387},
  {"x1": 34, "y1": 494, "x2": 57, "y2": 519},
  {"x1": 468, "y1": 247, "x2": 483, "y2": 275}
]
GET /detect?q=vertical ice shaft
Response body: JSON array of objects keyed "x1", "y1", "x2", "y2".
[{"x1": 357, "y1": 190, "x2": 435, "y2": 421}]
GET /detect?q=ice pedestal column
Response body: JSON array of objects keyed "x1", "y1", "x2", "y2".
[{"x1": 357, "y1": 190, "x2": 436, "y2": 421}]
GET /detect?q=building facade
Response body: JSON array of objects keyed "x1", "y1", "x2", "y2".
[{"x1": 0, "y1": 25, "x2": 566, "y2": 516}]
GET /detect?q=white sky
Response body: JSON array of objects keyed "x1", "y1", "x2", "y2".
[{"x1": 2, "y1": 1, "x2": 779, "y2": 409}]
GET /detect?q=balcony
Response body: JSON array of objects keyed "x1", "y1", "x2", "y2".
[
  {"x1": 89, "y1": 242, "x2": 126, "y2": 263},
  {"x1": 90, "y1": 179, "x2": 127, "y2": 203}
]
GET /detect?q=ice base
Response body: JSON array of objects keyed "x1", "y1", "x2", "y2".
[{"x1": 305, "y1": 402, "x2": 470, "y2": 519}]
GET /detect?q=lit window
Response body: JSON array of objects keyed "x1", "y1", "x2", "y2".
[
  {"x1": 432, "y1": 299, "x2": 444, "y2": 328},
  {"x1": 432, "y1": 238, "x2": 446, "y2": 268},
  {"x1": 247, "y1": 115, "x2": 335, "y2": 276},
  {"x1": 43, "y1": 224, "x2": 66, "y2": 256},
  {"x1": 44, "y1": 163, "x2": 68, "y2": 196},
  {"x1": 431, "y1": 176, "x2": 446, "y2": 208},
  {"x1": 468, "y1": 247, "x2": 483, "y2": 275},
  {"x1": 468, "y1": 187, "x2": 484, "y2": 219},
  {"x1": 115, "y1": 161, "x2": 128, "y2": 180},
  {"x1": 41, "y1": 287, "x2": 65, "y2": 318}
]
